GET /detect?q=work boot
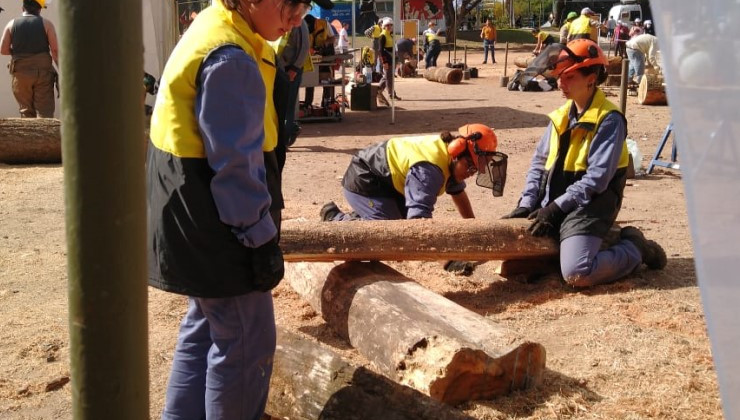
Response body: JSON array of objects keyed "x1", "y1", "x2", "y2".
[
  {"x1": 620, "y1": 226, "x2": 667, "y2": 270},
  {"x1": 320, "y1": 201, "x2": 341, "y2": 222},
  {"x1": 376, "y1": 92, "x2": 390, "y2": 107},
  {"x1": 392, "y1": 92, "x2": 402, "y2": 100}
]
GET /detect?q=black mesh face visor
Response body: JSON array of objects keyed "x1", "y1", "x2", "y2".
[
  {"x1": 475, "y1": 152, "x2": 508, "y2": 197},
  {"x1": 520, "y1": 43, "x2": 580, "y2": 85}
]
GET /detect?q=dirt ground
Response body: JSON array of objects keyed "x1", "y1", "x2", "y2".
[{"x1": 0, "y1": 45, "x2": 722, "y2": 419}]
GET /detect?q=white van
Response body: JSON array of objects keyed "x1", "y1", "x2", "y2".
[{"x1": 608, "y1": 1, "x2": 642, "y2": 27}]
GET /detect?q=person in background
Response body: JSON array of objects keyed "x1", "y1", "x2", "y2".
[
  {"x1": 395, "y1": 36, "x2": 416, "y2": 76},
  {"x1": 272, "y1": 19, "x2": 310, "y2": 154},
  {"x1": 146, "y1": 0, "x2": 307, "y2": 418},
  {"x1": 423, "y1": 21, "x2": 441, "y2": 68},
  {"x1": 480, "y1": 19, "x2": 496, "y2": 64},
  {"x1": 615, "y1": 20, "x2": 630, "y2": 58},
  {"x1": 559, "y1": 11, "x2": 578, "y2": 44},
  {"x1": 0, "y1": 0, "x2": 58, "y2": 118},
  {"x1": 532, "y1": 27, "x2": 555, "y2": 55},
  {"x1": 337, "y1": 21, "x2": 349, "y2": 53},
  {"x1": 303, "y1": 14, "x2": 335, "y2": 108},
  {"x1": 644, "y1": 19, "x2": 655, "y2": 36},
  {"x1": 625, "y1": 33, "x2": 660, "y2": 86},
  {"x1": 503, "y1": 39, "x2": 666, "y2": 288},
  {"x1": 568, "y1": 8, "x2": 600, "y2": 42},
  {"x1": 378, "y1": 18, "x2": 400, "y2": 103},
  {"x1": 606, "y1": 15, "x2": 617, "y2": 39},
  {"x1": 629, "y1": 17, "x2": 644, "y2": 38},
  {"x1": 364, "y1": 17, "x2": 385, "y2": 72}
]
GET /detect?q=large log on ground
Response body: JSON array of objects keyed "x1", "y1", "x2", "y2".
[
  {"x1": 286, "y1": 261, "x2": 546, "y2": 405},
  {"x1": 638, "y1": 73, "x2": 667, "y2": 105},
  {"x1": 0, "y1": 118, "x2": 61, "y2": 164},
  {"x1": 267, "y1": 327, "x2": 473, "y2": 420},
  {"x1": 424, "y1": 67, "x2": 463, "y2": 84},
  {"x1": 281, "y1": 218, "x2": 558, "y2": 262}
]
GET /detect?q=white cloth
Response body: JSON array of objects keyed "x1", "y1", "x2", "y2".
[{"x1": 337, "y1": 28, "x2": 349, "y2": 50}]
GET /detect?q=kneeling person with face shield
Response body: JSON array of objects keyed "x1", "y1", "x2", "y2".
[
  {"x1": 503, "y1": 40, "x2": 666, "y2": 287},
  {"x1": 320, "y1": 124, "x2": 508, "y2": 274}
]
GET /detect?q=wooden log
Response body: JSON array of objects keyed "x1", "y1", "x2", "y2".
[
  {"x1": 514, "y1": 56, "x2": 536, "y2": 69},
  {"x1": 286, "y1": 261, "x2": 546, "y2": 405},
  {"x1": 423, "y1": 67, "x2": 463, "y2": 84},
  {"x1": 0, "y1": 118, "x2": 61, "y2": 164},
  {"x1": 267, "y1": 327, "x2": 473, "y2": 420},
  {"x1": 280, "y1": 218, "x2": 558, "y2": 262},
  {"x1": 638, "y1": 73, "x2": 667, "y2": 105}
]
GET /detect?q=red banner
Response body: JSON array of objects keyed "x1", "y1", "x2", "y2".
[{"x1": 403, "y1": 0, "x2": 443, "y2": 20}]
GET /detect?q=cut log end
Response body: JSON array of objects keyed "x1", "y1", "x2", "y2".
[{"x1": 402, "y1": 337, "x2": 546, "y2": 405}]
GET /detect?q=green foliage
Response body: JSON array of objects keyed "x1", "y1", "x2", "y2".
[{"x1": 495, "y1": 28, "x2": 536, "y2": 43}]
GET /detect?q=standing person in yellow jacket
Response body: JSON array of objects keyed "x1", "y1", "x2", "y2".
[
  {"x1": 568, "y1": 7, "x2": 600, "y2": 42},
  {"x1": 0, "y1": 0, "x2": 59, "y2": 118},
  {"x1": 377, "y1": 17, "x2": 400, "y2": 104},
  {"x1": 559, "y1": 11, "x2": 578, "y2": 43},
  {"x1": 146, "y1": 0, "x2": 310, "y2": 418},
  {"x1": 503, "y1": 39, "x2": 666, "y2": 288}
]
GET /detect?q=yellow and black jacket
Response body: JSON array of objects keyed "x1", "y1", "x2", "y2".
[
  {"x1": 342, "y1": 135, "x2": 451, "y2": 198},
  {"x1": 147, "y1": 1, "x2": 279, "y2": 297},
  {"x1": 541, "y1": 89, "x2": 629, "y2": 239}
]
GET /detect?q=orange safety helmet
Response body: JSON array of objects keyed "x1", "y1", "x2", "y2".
[
  {"x1": 552, "y1": 39, "x2": 607, "y2": 77},
  {"x1": 448, "y1": 124, "x2": 498, "y2": 170}
]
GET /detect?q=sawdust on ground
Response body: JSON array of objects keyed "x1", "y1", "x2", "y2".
[{"x1": 0, "y1": 46, "x2": 721, "y2": 419}]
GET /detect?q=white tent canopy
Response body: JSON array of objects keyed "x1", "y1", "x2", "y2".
[{"x1": 0, "y1": 0, "x2": 178, "y2": 118}]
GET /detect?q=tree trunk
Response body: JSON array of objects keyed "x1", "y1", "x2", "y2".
[
  {"x1": 424, "y1": 67, "x2": 464, "y2": 84},
  {"x1": 0, "y1": 118, "x2": 61, "y2": 164},
  {"x1": 514, "y1": 56, "x2": 537, "y2": 69},
  {"x1": 267, "y1": 327, "x2": 474, "y2": 420},
  {"x1": 286, "y1": 261, "x2": 546, "y2": 405},
  {"x1": 280, "y1": 219, "x2": 558, "y2": 262},
  {"x1": 553, "y1": 0, "x2": 565, "y2": 26},
  {"x1": 442, "y1": 0, "x2": 457, "y2": 43}
]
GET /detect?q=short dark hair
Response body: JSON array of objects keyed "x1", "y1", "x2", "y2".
[{"x1": 23, "y1": 0, "x2": 42, "y2": 15}]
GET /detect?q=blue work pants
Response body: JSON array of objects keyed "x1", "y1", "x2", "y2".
[
  {"x1": 161, "y1": 292, "x2": 276, "y2": 420},
  {"x1": 627, "y1": 48, "x2": 645, "y2": 84},
  {"x1": 483, "y1": 40, "x2": 495, "y2": 63},
  {"x1": 560, "y1": 235, "x2": 642, "y2": 287}
]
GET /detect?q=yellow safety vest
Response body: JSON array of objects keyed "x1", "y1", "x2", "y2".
[
  {"x1": 150, "y1": 0, "x2": 278, "y2": 155},
  {"x1": 425, "y1": 30, "x2": 438, "y2": 43},
  {"x1": 381, "y1": 28, "x2": 394, "y2": 48},
  {"x1": 569, "y1": 15, "x2": 594, "y2": 38},
  {"x1": 545, "y1": 89, "x2": 629, "y2": 173},
  {"x1": 370, "y1": 24, "x2": 382, "y2": 39},
  {"x1": 386, "y1": 135, "x2": 451, "y2": 196}
]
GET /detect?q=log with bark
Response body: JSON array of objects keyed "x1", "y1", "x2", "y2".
[
  {"x1": 0, "y1": 118, "x2": 61, "y2": 164},
  {"x1": 286, "y1": 261, "x2": 546, "y2": 405},
  {"x1": 424, "y1": 67, "x2": 463, "y2": 84},
  {"x1": 280, "y1": 218, "x2": 558, "y2": 262},
  {"x1": 607, "y1": 56, "x2": 624, "y2": 75},
  {"x1": 267, "y1": 327, "x2": 474, "y2": 420},
  {"x1": 638, "y1": 73, "x2": 667, "y2": 105}
]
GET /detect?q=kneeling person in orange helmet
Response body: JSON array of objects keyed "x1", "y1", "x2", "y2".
[
  {"x1": 503, "y1": 39, "x2": 666, "y2": 287},
  {"x1": 321, "y1": 123, "x2": 506, "y2": 223}
]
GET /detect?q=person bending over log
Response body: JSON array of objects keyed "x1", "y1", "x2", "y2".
[
  {"x1": 502, "y1": 39, "x2": 666, "y2": 288},
  {"x1": 320, "y1": 125, "x2": 508, "y2": 274}
]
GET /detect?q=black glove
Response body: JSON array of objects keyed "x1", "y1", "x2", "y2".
[
  {"x1": 527, "y1": 202, "x2": 566, "y2": 237},
  {"x1": 501, "y1": 206, "x2": 531, "y2": 219},
  {"x1": 251, "y1": 238, "x2": 285, "y2": 292},
  {"x1": 443, "y1": 260, "x2": 476, "y2": 276}
]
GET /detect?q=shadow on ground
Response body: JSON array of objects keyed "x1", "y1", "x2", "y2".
[{"x1": 441, "y1": 257, "x2": 697, "y2": 317}]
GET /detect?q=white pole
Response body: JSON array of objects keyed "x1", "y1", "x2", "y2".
[{"x1": 351, "y1": 0, "x2": 356, "y2": 50}]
